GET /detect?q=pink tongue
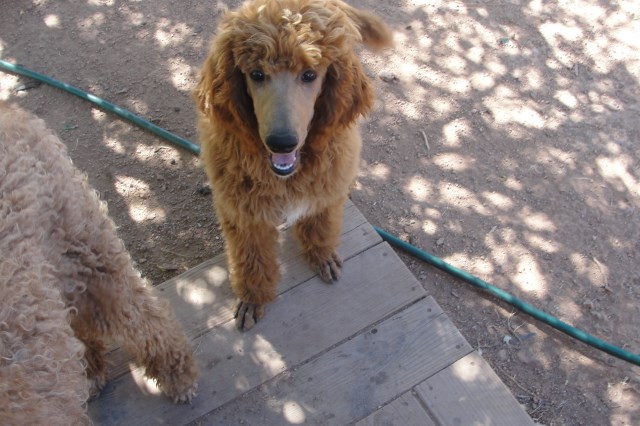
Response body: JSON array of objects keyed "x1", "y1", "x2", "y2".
[{"x1": 271, "y1": 151, "x2": 296, "y2": 166}]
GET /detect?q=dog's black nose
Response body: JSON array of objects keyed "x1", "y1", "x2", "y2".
[{"x1": 265, "y1": 131, "x2": 298, "y2": 153}]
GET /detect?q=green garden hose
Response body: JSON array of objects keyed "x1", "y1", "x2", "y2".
[
  {"x1": 0, "y1": 59, "x2": 200, "y2": 155},
  {"x1": 2, "y1": 59, "x2": 638, "y2": 367},
  {"x1": 375, "y1": 227, "x2": 640, "y2": 367}
]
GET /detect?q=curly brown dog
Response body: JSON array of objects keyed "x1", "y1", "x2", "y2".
[
  {"x1": 0, "y1": 102, "x2": 198, "y2": 424},
  {"x1": 194, "y1": 0, "x2": 392, "y2": 330}
]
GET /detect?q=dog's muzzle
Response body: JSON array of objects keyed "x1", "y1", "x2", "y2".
[{"x1": 266, "y1": 132, "x2": 299, "y2": 176}]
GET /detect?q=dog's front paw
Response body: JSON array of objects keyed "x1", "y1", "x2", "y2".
[
  {"x1": 171, "y1": 382, "x2": 198, "y2": 404},
  {"x1": 146, "y1": 350, "x2": 199, "y2": 404},
  {"x1": 234, "y1": 300, "x2": 265, "y2": 331},
  {"x1": 145, "y1": 348, "x2": 199, "y2": 404},
  {"x1": 312, "y1": 251, "x2": 343, "y2": 283}
]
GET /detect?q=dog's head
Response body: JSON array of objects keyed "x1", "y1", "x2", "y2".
[{"x1": 194, "y1": 0, "x2": 392, "y2": 177}]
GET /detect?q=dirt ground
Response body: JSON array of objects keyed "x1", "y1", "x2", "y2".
[{"x1": 1, "y1": 1, "x2": 639, "y2": 424}]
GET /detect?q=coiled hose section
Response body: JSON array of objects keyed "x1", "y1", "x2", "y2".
[{"x1": 2, "y1": 59, "x2": 638, "y2": 367}]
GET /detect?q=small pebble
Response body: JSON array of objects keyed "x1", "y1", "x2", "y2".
[{"x1": 379, "y1": 70, "x2": 398, "y2": 83}]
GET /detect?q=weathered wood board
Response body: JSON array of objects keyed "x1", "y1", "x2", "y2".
[
  {"x1": 90, "y1": 242, "x2": 427, "y2": 425},
  {"x1": 415, "y1": 352, "x2": 535, "y2": 426},
  {"x1": 191, "y1": 298, "x2": 471, "y2": 425},
  {"x1": 355, "y1": 391, "x2": 437, "y2": 426},
  {"x1": 89, "y1": 200, "x2": 533, "y2": 426},
  {"x1": 104, "y1": 200, "x2": 381, "y2": 381}
]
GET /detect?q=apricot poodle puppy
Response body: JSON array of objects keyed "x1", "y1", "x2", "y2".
[
  {"x1": 0, "y1": 102, "x2": 197, "y2": 424},
  {"x1": 195, "y1": 0, "x2": 392, "y2": 330}
]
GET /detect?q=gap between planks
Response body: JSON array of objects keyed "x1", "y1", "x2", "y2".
[
  {"x1": 90, "y1": 226, "x2": 431, "y2": 424},
  {"x1": 355, "y1": 351, "x2": 534, "y2": 426},
  {"x1": 90, "y1": 199, "x2": 533, "y2": 426},
  {"x1": 190, "y1": 298, "x2": 472, "y2": 425},
  {"x1": 103, "y1": 200, "x2": 381, "y2": 381},
  {"x1": 415, "y1": 351, "x2": 535, "y2": 426}
]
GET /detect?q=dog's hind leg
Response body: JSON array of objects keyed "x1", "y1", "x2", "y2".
[
  {"x1": 294, "y1": 198, "x2": 346, "y2": 283},
  {"x1": 220, "y1": 216, "x2": 281, "y2": 331},
  {"x1": 69, "y1": 261, "x2": 199, "y2": 403},
  {"x1": 71, "y1": 324, "x2": 108, "y2": 398},
  {"x1": 75, "y1": 269, "x2": 197, "y2": 402}
]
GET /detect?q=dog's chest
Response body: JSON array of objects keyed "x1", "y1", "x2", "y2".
[{"x1": 283, "y1": 200, "x2": 312, "y2": 227}]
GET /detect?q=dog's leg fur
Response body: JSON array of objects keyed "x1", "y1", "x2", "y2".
[
  {"x1": 219, "y1": 215, "x2": 281, "y2": 331},
  {"x1": 72, "y1": 329, "x2": 108, "y2": 397},
  {"x1": 67, "y1": 267, "x2": 199, "y2": 403},
  {"x1": 40, "y1": 137, "x2": 200, "y2": 402},
  {"x1": 194, "y1": 0, "x2": 391, "y2": 331},
  {"x1": 294, "y1": 198, "x2": 346, "y2": 283},
  {"x1": 1, "y1": 101, "x2": 198, "y2": 418}
]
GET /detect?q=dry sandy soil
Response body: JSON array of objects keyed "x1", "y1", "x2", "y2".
[{"x1": 1, "y1": 1, "x2": 639, "y2": 424}]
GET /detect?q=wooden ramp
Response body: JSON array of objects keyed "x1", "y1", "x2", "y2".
[{"x1": 89, "y1": 201, "x2": 534, "y2": 425}]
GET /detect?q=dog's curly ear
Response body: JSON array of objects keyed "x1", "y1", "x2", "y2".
[
  {"x1": 310, "y1": 3, "x2": 392, "y2": 140},
  {"x1": 193, "y1": 32, "x2": 257, "y2": 140},
  {"x1": 311, "y1": 57, "x2": 374, "y2": 138}
]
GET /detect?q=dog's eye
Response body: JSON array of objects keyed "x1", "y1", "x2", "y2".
[
  {"x1": 249, "y1": 70, "x2": 265, "y2": 82},
  {"x1": 301, "y1": 70, "x2": 317, "y2": 83}
]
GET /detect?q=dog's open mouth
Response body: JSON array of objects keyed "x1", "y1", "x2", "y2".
[{"x1": 270, "y1": 151, "x2": 298, "y2": 176}]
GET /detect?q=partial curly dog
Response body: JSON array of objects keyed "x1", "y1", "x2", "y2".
[
  {"x1": 195, "y1": 0, "x2": 392, "y2": 331},
  {"x1": 0, "y1": 102, "x2": 198, "y2": 425}
]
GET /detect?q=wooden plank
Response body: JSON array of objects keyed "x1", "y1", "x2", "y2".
[
  {"x1": 355, "y1": 391, "x2": 437, "y2": 426},
  {"x1": 277, "y1": 220, "x2": 381, "y2": 295},
  {"x1": 191, "y1": 298, "x2": 472, "y2": 425},
  {"x1": 415, "y1": 352, "x2": 534, "y2": 426},
  {"x1": 89, "y1": 242, "x2": 426, "y2": 425},
  {"x1": 165, "y1": 199, "x2": 378, "y2": 337},
  {"x1": 104, "y1": 200, "x2": 381, "y2": 380}
]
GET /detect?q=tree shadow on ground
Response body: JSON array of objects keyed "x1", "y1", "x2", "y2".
[
  {"x1": 1, "y1": 1, "x2": 639, "y2": 424},
  {"x1": 350, "y1": 1, "x2": 640, "y2": 424}
]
